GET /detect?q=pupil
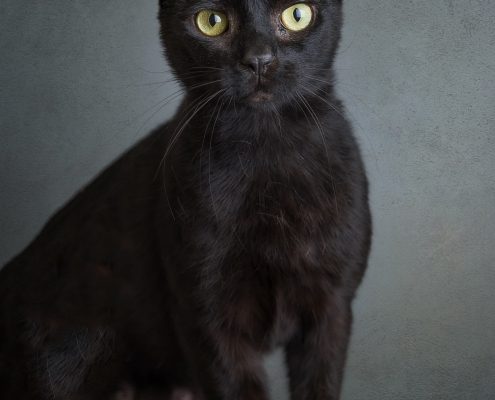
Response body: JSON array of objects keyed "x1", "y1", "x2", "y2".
[
  {"x1": 209, "y1": 14, "x2": 220, "y2": 27},
  {"x1": 293, "y1": 8, "x2": 302, "y2": 22}
]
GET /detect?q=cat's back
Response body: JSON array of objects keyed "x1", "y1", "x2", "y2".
[{"x1": 0, "y1": 124, "x2": 173, "y2": 325}]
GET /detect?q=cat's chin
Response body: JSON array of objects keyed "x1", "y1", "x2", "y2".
[{"x1": 246, "y1": 90, "x2": 274, "y2": 104}]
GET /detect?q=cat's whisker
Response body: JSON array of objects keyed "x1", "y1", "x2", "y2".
[
  {"x1": 302, "y1": 82, "x2": 380, "y2": 172},
  {"x1": 270, "y1": 102, "x2": 283, "y2": 137},
  {"x1": 135, "y1": 77, "x2": 223, "y2": 125},
  {"x1": 295, "y1": 90, "x2": 340, "y2": 216},
  {"x1": 190, "y1": 66, "x2": 225, "y2": 71},
  {"x1": 148, "y1": 74, "x2": 225, "y2": 96},
  {"x1": 305, "y1": 65, "x2": 352, "y2": 72},
  {"x1": 138, "y1": 66, "x2": 174, "y2": 75},
  {"x1": 130, "y1": 76, "x2": 202, "y2": 88},
  {"x1": 158, "y1": 93, "x2": 211, "y2": 172},
  {"x1": 178, "y1": 79, "x2": 224, "y2": 92},
  {"x1": 156, "y1": 90, "x2": 226, "y2": 221},
  {"x1": 138, "y1": 66, "x2": 223, "y2": 76},
  {"x1": 305, "y1": 75, "x2": 335, "y2": 86},
  {"x1": 132, "y1": 88, "x2": 186, "y2": 133},
  {"x1": 131, "y1": 71, "x2": 223, "y2": 89},
  {"x1": 304, "y1": 78, "x2": 375, "y2": 125},
  {"x1": 301, "y1": 83, "x2": 343, "y2": 116},
  {"x1": 182, "y1": 69, "x2": 224, "y2": 77},
  {"x1": 306, "y1": 75, "x2": 367, "y2": 94},
  {"x1": 199, "y1": 93, "x2": 225, "y2": 195},
  {"x1": 161, "y1": 93, "x2": 214, "y2": 166},
  {"x1": 126, "y1": 80, "x2": 179, "y2": 88},
  {"x1": 208, "y1": 94, "x2": 229, "y2": 222},
  {"x1": 158, "y1": 88, "x2": 228, "y2": 179},
  {"x1": 131, "y1": 67, "x2": 224, "y2": 87},
  {"x1": 196, "y1": 93, "x2": 233, "y2": 286},
  {"x1": 134, "y1": 80, "x2": 223, "y2": 140},
  {"x1": 303, "y1": 66, "x2": 333, "y2": 71}
]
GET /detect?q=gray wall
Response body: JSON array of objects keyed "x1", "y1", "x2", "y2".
[{"x1": 1, "y1": 1, "x2": 494, "y2": 399}]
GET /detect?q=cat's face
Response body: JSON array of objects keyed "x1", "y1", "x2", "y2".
[{"x1": 159, "y1": 0, "x2": 342, "y2": 108}]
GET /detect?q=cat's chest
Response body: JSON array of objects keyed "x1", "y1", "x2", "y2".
[
  {"x1": 198, "y1": 157, "x2": 336, "y2": 346},
  {"x1": 233, "y1": 171, "x2": 329, "y2": 269},
  {"x1": 204, "y1": 140, "x2": 330, "y2": 223},
  {"x1": 196, "y1": 145, "x2": 335, "y2": 268}
]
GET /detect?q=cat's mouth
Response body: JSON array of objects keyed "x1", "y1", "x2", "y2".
[{"x1": 243, "y1": 74, "x2": 275, "y2": 104}]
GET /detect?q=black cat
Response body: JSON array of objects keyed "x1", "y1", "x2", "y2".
[{"x1": 0, "y1": 1, "x2": 371, "y2": 399}]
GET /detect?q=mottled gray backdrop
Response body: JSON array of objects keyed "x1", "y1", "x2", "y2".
[{"x1": 1, "y1": 1, "x2": 494, "y2": 399}]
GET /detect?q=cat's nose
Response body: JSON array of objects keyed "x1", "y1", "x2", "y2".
[{"x1": 241, "y1": 51, "x2": 276, "y2": 76}]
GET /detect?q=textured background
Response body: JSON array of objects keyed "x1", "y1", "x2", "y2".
[{"x1": 1, "y1": 1, "x2": 494, "y2": 399}]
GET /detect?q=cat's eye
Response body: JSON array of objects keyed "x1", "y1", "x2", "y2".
[
  {"x1": 281, "y1": 3, "x2": 313, "y2": 32},
  {"x1": 195, "y1": 10, "x2": 229, "y2": 37}
]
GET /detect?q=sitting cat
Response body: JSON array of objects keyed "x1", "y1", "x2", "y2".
[{"x1": 0, "y1": 1, "x2": 371, "y2": 399}]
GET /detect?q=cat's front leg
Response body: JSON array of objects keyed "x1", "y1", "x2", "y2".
[
  {"x1": 285, "y1": 296, "x2": 352, "y2": 400},
  {"x1": 212, "y1": 331, "x2": 270, "y2": 400}
]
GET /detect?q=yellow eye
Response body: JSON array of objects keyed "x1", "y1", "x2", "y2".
[
  {"x1": 195, "y1": 10, "x2": 229, "y2": 37},
  {"x1": 281, "y1": 3, "x2": 313, "y2": 32}
]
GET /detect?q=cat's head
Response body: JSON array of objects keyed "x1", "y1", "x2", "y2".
[{"x1": 159, "y1": 1, "x2": 343, "y2": 108}]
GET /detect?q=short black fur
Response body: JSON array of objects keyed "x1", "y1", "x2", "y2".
[{"x1": 0, "y1": 1, "x2": 371, "y2": 399}]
